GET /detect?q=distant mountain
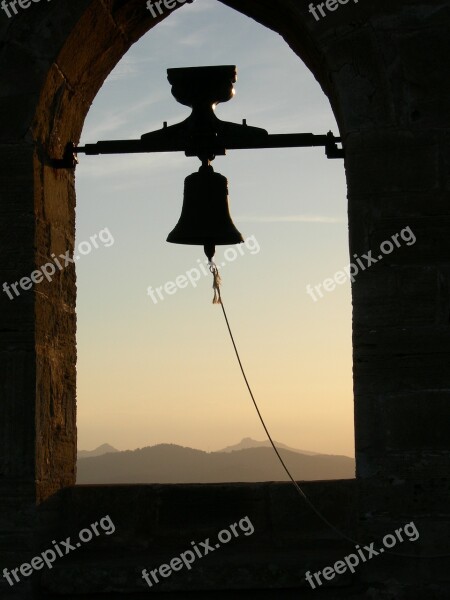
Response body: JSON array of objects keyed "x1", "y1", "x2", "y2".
[
  {"x1": 77, "y1": 443, "x2": 354, "y2": 484},
  {"x1": 77, "y1": 443, "x2": 119, "y2": 459},
  {"x1": 218, "y1": 437, "x2": 319, "y2": 456}
]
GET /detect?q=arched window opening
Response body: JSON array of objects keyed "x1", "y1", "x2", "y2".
[{"x1": 75, "y1": 0, "x2": 353, "y2": 484}]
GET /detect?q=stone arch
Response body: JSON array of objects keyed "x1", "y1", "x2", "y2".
[{"x1": 1, "y1": 0, "x2": 348, "y2": 504}]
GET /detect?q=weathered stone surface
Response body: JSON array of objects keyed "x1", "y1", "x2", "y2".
[{"x1": 35, "y1": 482, "x2": 358, "y2": 595}]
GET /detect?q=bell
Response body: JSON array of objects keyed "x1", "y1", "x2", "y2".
[{"x1": 167, "y1": 164, "x2": 244, "y2": 260}]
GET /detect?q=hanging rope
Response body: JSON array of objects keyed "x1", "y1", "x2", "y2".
[
  {"x1": 208, "y1": 262, "x2": 450, "y2": 560},
  {"x1": 208, "y1": 262, "x2": 222, "y2": 305}
]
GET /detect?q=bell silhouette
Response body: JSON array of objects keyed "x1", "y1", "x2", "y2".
[{"x1": 167, "y1": 164, "x2": 244, "y2": 259}]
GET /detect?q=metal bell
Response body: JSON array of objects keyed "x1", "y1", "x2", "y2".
[{"x1": 167, "y1": 164, "x2": 244, "y2": 259}]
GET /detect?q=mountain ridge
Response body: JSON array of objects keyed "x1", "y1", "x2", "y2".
[
  {"x1": 77, "y1": 441, "x2": 355, "y2": 484},
  {"x1": 217, "y1": 437, "x2": 320, "y2": 456},
  {"x1": 77, "y1": 443, "x2": 119, "y2": 459}
]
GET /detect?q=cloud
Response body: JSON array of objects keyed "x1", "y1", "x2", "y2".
[
  {"x1": 178, "y1": 25, "x2": 215, "y2": 46},
  {"x1": 81, "y1": 114, "x2": 129, "y2": 140},
  {"x1": 235, "y1": 215, "x2": 346, "y2": 224},
  {"x1": 81, "y1": 92, "x2": 169, "y2": 140},
  {"x1": 107, "y1": 56, "x2": 142, "y2": 82},
  {"x1": 155, "y1": 0, "x2": 215, "y2": 28},
  {"x1": 184, "y1": 0, "x2": 216, "y2": 13},
  {"x1": 105, "y1": 54, "x2": 160, "y2": 83},
  {"x1": 76, "y1": 151, "x2": 188, "y2": 181}
]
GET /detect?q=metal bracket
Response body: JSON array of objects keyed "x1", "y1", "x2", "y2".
[
  {"x1": 53, "y1": 65, "x2": 344, "y2": 168},
  {"x1": 51, "y1": 142, "x2": 79, "y2": 169}
]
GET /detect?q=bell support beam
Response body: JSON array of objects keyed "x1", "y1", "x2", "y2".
[
  {"x1": 51, "y1": 65, "x2": 344, "y2": 167},
  {"x1": 76, "y1": 132, "x2": 341, "y2": 153},
  {"x1": 56, "y1": 131, "x2": 343, "y2": 168}
]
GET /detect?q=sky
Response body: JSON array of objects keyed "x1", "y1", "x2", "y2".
[{"x1": 75, "y1": 0, "x2": 353, "y2": 460}]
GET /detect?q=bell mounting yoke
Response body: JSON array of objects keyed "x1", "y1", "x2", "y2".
[
  {"x1": 55, "y1": 65, "x2": 344, "y2": 168},
  {"x1": 160, "y1": 65, "x2": 269, "y2": 164}
]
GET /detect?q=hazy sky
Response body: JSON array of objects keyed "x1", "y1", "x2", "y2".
[{"x1": 75, "y1": 0, "x2": 353, "y2": 458}]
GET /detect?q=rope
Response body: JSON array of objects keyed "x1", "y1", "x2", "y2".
[{"x1": 208, "y1": 261, "x2": 449, "y2": 560}]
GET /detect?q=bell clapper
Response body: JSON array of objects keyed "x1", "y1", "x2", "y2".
[{"x1": 204, "y1": 243, "x2": 215, "y2": 261}]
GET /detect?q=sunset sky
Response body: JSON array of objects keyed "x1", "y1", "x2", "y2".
[{"x1": 75, "y1": 0, "x2": 353, "y2": 460}]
